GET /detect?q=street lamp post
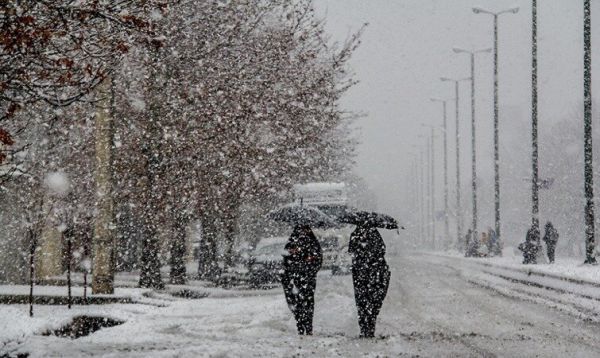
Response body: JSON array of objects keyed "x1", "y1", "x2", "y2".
[
  {"x1": 421, "y1": 134, "x2": 433, "y2": 249},
  {"x1": 531, "y1": 0, "x2": 541, "y2": 264},
  {"x1": 422, "y1": 124, "x2": 438, "y2": 250},
  {"x1": 441, "y1": 76, "x2": 470, "y2": 247},
  {"x1": 473, "y1": 6, "x2": 519, "y2": 243},
  {"x1": 431, "y1": 98, "x2": 452, "y2": 248},
  {"x1": 408, "y1": 154, "x2": 421, "y2": 245},
  {"x1": 421, "y1": 147, "x2": 428, "y2": 246},
  {"x1": 583, "y1": 0, "x2": 596, "y2": 264},
  {"x1": 429, "y1": 130, "x2": 435, "y2": 249},
  {"x1": 414, "y1": 157, "x2": 422, "y2": 245},
  {"x1": 453, "y1": 47, "x2": 492, "y2": 247}
]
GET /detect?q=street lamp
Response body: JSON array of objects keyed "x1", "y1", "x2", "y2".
[
  {"x1": 531, "y1": 0, "x2": 541, "y2": 264},
  {"x1": 453, "y1": 47, "x2": 491, "y2": 246},
  {"x1": 431, "y1": 98, "x2": 452, "y2": 248},
  {"x1": 413, "y1": 140, "x2": 428, "y2": 246},
  {"x1": 407, "y1": 152, "x2": 422, "y2": 246},
  {"x1": 417, "y1": 133, "x2": 432, "y2": 248},
  {"x1": 422, "y1": 124, "x2": 438, "y2": 250},
  {"x1": 412, "y1": 156, "x2": 421, "y2": 246},
  {"x1": 473, "y1": 6, "x2": 519, "y2": 243},
  {"x1": 441, "y1": 76, "x2": 471, "y2": 247}
]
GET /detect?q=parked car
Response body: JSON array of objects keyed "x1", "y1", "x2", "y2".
[
  {"x1": 319, "y1": 235, "x2": 340, "y2": 270},
  {"x1": 247, "y1": 237, "x2": 287, "y2": 288},
  {"x1": 331, "y1": 244, "x2": 352, "y2": 275}
]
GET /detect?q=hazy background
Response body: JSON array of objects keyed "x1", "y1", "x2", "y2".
[{"x1": 316, "y1": 0, "x2": 600, "y2": 251}]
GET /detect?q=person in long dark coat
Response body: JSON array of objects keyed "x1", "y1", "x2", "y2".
[
  {"x1": 280, "y1": 224, "x2": 322, "y2": 335},
  {"x1": 519, "y1": 224, "x2": 540, "y2": 264},
  {"x1": 349, "y1": 224, "x2": 390, "y2": 338},
  {"x1": 543, "y1": 221, "x2": 559, "y2": 263}
]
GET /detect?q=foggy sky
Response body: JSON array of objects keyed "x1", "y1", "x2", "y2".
[{"x1": 317, "y1": 0, "x2": 600, "y2": 244}]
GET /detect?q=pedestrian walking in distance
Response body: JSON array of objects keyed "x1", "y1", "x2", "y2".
[
  {"x1": 281, "y1": 224, "x2": 323, "y2": 335},
  {"x1": 488, "y1": 228, "x2": 501, "y2": 257},
  {"x1": 543, "y1": 221, "x2": 559, "y2": 263},
  {"x1": 349, "y1": 224, "x2": 391, "y2": 338}
]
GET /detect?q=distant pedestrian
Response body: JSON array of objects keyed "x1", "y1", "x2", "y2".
[
  {"x1": 543, "y1": 221, "x2": 559, "y2": 263},
  {"x1": 488, "y1": 228, "x2": 502, "y2": 257},
  {"x1": 479, "y1": 231, "x2": 489, "y2": 257},
  {"x1": 519, "y1": 224, "x2": 540, "y2": 264},
  {"x1": 349, "y1": 224, "x2": 390, "y2": 338},
  {"x1": 281, "y1": 225, "x2": 322, "y2": 335}
]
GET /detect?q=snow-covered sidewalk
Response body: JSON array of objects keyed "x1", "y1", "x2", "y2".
[
  {"x1": 429, "y1": 251, "x2": 600, "y2": 322},
  {"x1": 440, "y1": 249, "x2": 600, "y2": 284},
  {"x1": 4, "y1": 255, "x2": 600, "y2": 357},
  {"x1": 0, "y1": 272, "x2": 381, "y2": 358}
]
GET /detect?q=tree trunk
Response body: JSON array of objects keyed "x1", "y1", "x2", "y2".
[
  {"x1": 198, "y1": 216, "x2": 219, "y2": 280},
  {"x1": 223, "y1": 218, "x2": 237, "y2": 268},
  {"x1": 138, "y1": 39, "x2": 167, "y2": 289},
  {"x1": 138, "y1": 222, "x2": 164, "y2": 289},
  {"x1": 28, "y1": 228, "x2": 37, "y2": 317},
  {"x1": 169, "y1": 216, "x2": 187, "y2": 284},
  {"x1": 92, "y1": 77, "x2": 116, "y2": 294},
  {"x1": 138, "y1": 145, "x2": 164, "y2": 289}
]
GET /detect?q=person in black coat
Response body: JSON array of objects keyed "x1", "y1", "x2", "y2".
[
  {"x1": 543, "y1": 221, "x2": 559, "y2": 263},
  {"x1": 281, "y1": 224, "x2": 323, "y2": 335},
  {"x1": 519, "y1": 224, "x2": 540, "y2": 264},
  {"x1": 349, "y1": 224, "x2": 391, "y2": 338}
]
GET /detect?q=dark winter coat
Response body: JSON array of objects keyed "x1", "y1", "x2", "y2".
[
  {"x1": 283, "y1": 226, "x2": 323, "y2": 275},
  {"x1": 348, "y1": 225, "x2": 390, "y2": 338},
  {"x1": 348, "y1": 225, "x2": 387, "y2": 270},
  {"x1": 281, "y1": 225, "x2": 322, "y2": 335},
  {"x1": 543, "y1": 223, "x2": 559, "y2": 245},
  {"x1": 526, "y1": 226, "x2": 540, "y2": 245}
]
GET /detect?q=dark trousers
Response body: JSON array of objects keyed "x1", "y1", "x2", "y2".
[
  {"x1": 281, "y1": 270, "x2": 317, "y2": 335},
  {"x1": 352, "y1": 266, "x2": 390, "y2": 338},
  {"x1": 547, "y1": 244, "x2": 556, "y2": 263}
]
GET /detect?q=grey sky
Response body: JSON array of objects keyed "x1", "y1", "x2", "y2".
[{"x1": 317, "y1": 1, "x2": 599, "y2": 239}]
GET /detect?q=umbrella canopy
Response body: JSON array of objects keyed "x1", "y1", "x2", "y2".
[
  {"x1": 336, "y1": 210, "x2": 399, "y2": 230},
  {"x1": 267, "y1": 204, "x2": 337, "y2": 228}
]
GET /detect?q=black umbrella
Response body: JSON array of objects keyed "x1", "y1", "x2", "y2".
[
  {"x1": 336, "y1": 210, "x2": 400, "y2": 230},
  {"x1": 267, "y1": 203, "x2": 337, "y2": 228}
]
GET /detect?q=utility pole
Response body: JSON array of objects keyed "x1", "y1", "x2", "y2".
[
  {"x1": 431, "y1": 98, "x2": 451, "y2": 248},
  {"x1": 422, "y1": 124, "x2": 439, "y2": 249},
  {"x1": 583, "y1": 0, "x2": 596, "y2": 264},
  {"x1": 425, "y1": 138, "x2": 431, "y2": 245},
  {"x1": 493, "y1": 13, "x2": 500, "y2": 242},
  {"x1": 453, "y1": 47, "x2": 491, "y2": 246},
  {"x1": 473, "y1": 6, "x2": 519, "y2": 243},
  {"x1": 441, "y1": 77, "x2": 470, "y2": 246},
  {"x1": 413, "y1": 158, "x2": 421, "y2": 245},
  {"x1": 454, "y1": 79, "x2": 460, "y2": 248},
  {"x1": 420, "y1": 148, "x2": 426, "y2": 246},
  {"x1": 430, "y1": 127, "x2": 436, "y2": 249},
  {"x1": 531, "y1": 0, "x2": 540, "y2": 236}
]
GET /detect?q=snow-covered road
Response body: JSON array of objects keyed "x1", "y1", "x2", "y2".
[{"x1": 7, "y1": 253, "x2": 600, "y2": 357}]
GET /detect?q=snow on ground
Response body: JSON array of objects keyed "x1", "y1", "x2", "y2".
[
  {"x1": 441, "y1": 248, "x2": 600, "y2": 284},
  {"x1": 0, "y1": 285, "x2": 146, "y2": 298},
  {"x1": 3, "y1": 253, "x2": 600, "y2": 357},
  {"x1": 1, "y1": 272, "x2": 397, "y2": 358}
]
